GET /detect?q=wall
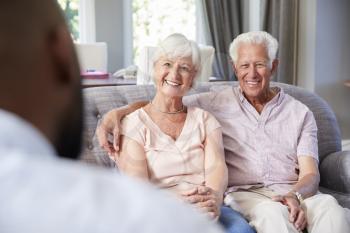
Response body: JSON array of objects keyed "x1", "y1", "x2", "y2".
[
  {"x1": 298, "y1": 0, "x2": 350, "y2": 139},
  {"x1": 95, "y1": 0, "x2": 125, "y2": 72},
  {"x1": 315, "y1": 0, "x2": 350, "y2": 139}
]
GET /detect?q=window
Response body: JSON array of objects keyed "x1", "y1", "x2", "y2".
[
  {"x1": 57, "y1": 0, "x2": 95, "y2": 43},
  {"x1": 58, "y1": 0, "x2": 80, "y2": 41},
  {"x1": 132, "y1": 0, "x2": 196, "y2": 63}
]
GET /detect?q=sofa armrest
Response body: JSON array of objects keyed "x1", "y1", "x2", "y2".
[{"x1": 319, "y1": 151, "x2": 350, "y2": 193}]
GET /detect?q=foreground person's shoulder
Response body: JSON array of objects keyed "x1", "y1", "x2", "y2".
[{"x1": 55, "y1": 160, "x2": 225, "y2": 233}]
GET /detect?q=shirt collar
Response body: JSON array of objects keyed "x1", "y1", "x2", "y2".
[
  {"x1": 0, "y1": 109, "x2": 56, "y2": 158},
  {"x1": 237, "y1": 86, "x2": 245, "y2": 103}
]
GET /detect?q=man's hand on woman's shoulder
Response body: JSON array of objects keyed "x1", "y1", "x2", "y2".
[
  {"x1": 96, "y1": 109, "x2": 121, "y2": 156},
  {"x1": 96, "y1": 101, "x2": 149, "y2": 158}
]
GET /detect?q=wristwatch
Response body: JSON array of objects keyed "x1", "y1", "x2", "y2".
[{"x1": 293, "y1": 191, "x2": 304, "y2": 204}]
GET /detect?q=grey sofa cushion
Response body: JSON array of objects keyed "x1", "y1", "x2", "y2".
[{"x1": 81, "y1": 81, "x2": 350, "y2": 208}]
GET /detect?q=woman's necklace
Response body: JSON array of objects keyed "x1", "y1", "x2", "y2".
[{"x1": 149, "y1": 101, "x2": 185, "y2": 114}]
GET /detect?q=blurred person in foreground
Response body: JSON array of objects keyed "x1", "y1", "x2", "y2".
[
  {"x1": 97, "y1": 31, "x2": 350, "y2": 233},
  {"x1": 0, "y1": 1, "x2": 224, "y2": 232},
  {"x1": 116, "y1": 33, "x2": 255, "y2": 233}
]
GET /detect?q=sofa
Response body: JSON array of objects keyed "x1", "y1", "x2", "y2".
[{"x1": 81, "y1": 81, "x2": 350, "y2": 209}]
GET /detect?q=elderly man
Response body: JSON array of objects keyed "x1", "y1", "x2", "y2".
[
  {"x1": 0, "y1": 1, "x2": 224, "y2": 232},
  {"x1": 97, "y1": 31, "x2": 349, "y2": 233}
]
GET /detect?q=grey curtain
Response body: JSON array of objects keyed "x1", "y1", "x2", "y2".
[
  {"x1": 261, "y1": 0, "x2": 299, "y2": 84},
  {"x1": 201, "y1": 0, "x2": 245, "y2": 80}
]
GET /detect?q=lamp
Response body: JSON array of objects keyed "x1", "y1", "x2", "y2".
[{"x1": 75, "y1": 42, "x2": 108, "y2": 74}]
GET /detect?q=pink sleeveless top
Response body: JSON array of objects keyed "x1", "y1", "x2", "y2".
[{"x1": 121, "y1": 107, "x2": 221, "y2": 193}]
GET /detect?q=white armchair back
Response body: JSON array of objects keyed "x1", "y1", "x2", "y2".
[{"x1": 136, "y1": 45, "x2": 215, "y2": 85}]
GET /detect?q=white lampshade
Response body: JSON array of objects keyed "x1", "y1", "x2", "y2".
[{"x1": 75, "y1": 42, "x2": 108, "y2": 72}]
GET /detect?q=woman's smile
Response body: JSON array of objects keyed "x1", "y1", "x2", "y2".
[{"x1": 164, "y1": 79, "x2": 182, "y2": 86}]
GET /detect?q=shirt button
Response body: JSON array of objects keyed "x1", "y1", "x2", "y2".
[{"x1": 88, "y1": 143, "x2": 93, "y2": 150}]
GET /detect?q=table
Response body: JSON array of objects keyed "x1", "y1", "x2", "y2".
[
  {"x1": 82, "y1": 76, "x2": 136, "y2": 88},
  {"x1": 344, "y1": 80, "x2": 350, "y2": 87}
]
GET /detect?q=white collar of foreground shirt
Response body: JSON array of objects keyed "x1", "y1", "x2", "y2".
[{"x1": 0, "y1": 108, "x2": 56, "y2": 158}]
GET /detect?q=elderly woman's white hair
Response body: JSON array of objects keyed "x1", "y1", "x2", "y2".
[
  {"x1": 151, "y1": 33, "x2": 201, "y2": 86},
  {"x1": 229, "y1": 31, "x2": 278, "y2": 68}
]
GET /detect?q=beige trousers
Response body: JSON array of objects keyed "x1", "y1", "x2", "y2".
[{"x1": 224, "y1": 188, "x2": 350, "y2": 233}]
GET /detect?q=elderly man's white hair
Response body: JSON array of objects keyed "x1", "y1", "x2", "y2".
[
  {"x1": 229, "y1": 31, "x2": 278, "y2": 68},
  {"x1": 151, "y1": 33, "x2": 201, "y2": 84}
]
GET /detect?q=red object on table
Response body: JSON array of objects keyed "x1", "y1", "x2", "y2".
[{"x1": 81, "y1": 71, "x2": 109, "y2": 79}]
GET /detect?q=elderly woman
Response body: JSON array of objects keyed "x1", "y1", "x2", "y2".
[
  {"x1": 106, "y1": 34, "x2": 255, "y2": 233},
  {"x1": 118, "y1": 33, "x2": 226, "y2": 217}
]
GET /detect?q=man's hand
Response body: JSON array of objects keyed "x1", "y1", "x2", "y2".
[
  {"x1": 96, "y1": 109, "x2": 121, "y2": 156},
  {"x1": 272, "y1": 194, "x2": 307, "y2": 231},
  {"x1": 181, "y1": 186, "x2": 221, "y2": 219},
  {"x1": 96, "y1": 101, "x2": 149, "y2": 160}
]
